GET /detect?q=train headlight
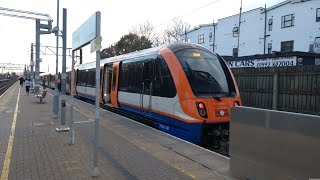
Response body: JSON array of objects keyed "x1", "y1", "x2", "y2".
[
  {"x1": 219, "y1": 110, "x2": 225, "y2": 116},
  {"x1": 215, "y1": 109, "x2": 229, "y2": 117},
  {"x1": 196, "y1": 102, "x2": 207, "y2": 118},
  {"x1": 233, "y1": 101, "x2": 240, "y2": 106}
]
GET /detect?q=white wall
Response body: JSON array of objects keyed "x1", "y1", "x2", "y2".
[
  {"x1": 215, "y1": 8, "x2": 265, "y2": 56},
  {"x1": 179, "y1": 0, "x2": 320, "y2": 57},
  {"x1": 265, "y1": 0, "x2": 320, "y2": 53},
  {"x1": 181, "y1": 24, "x2": 215, "y2": 51}
]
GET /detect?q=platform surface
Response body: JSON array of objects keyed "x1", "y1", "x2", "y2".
[{"x1": 0, "y1": 83, "x2": 233, "y2": 180}]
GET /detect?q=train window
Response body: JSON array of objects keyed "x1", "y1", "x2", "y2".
[
  {"x1": 143, "y1": 60, "x2": 154, "y2": 95},
  {"x1": 78, "y1": 70, "x2": 85, "y2": 86},
  {"x1": 128, "y1": 62, "x2": 143, "y2": 93},
  {"x1": 112, "y1": 67, "x2": 117, "y2": 91},
  {"x1": 89, "y1": 68, "x2": 96, "y2": 87},
  {"x1": 153, "y1": 55, "x2": 176, "y2": 98},
  {"x1": 174, "y1": 48, "x2": 233, "y2": 97},
  {"x1": 119, "y1": 62, "x2": 129, "y2": 91},
  {"x1": 76, "y1": 69, "x2": 95, "y2": 87}
]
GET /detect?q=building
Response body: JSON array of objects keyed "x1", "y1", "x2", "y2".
[
  {"x1": 181, "y1": 23, "x2": 216, "y2": 52},
  {"x1": 180, "y1": 0, "x2": 320, "y2": 57}
]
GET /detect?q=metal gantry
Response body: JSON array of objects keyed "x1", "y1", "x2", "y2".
[
  {"x1": 0, "y1": 6, "x2": 53, "y2": 94},
  {"x1": 0, "y1": 7, "x2": 52, "y2": 22},
  {"x1": 0, "y1": 63, "x2": 25, "y2": 73}
]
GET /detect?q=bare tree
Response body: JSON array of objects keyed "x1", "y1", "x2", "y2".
[
  {"x1": 131, "y1": 21, "x2": 161, "y2": 47},
  {"x1": 163, "y1": 17, "x2": 191, "y2": 43},
  {"x1": 131, "y1": 21, "x2": 155, "y2": 39}
]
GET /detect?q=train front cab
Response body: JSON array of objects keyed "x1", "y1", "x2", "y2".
[
  {"x1": 159, "y1": 44, "x2": 242, "y2": 154},
  {"x1": 106, "y1": 43, "x2": 241, "y2": 155}
]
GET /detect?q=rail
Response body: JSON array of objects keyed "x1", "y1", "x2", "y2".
[{"x1": 0, "y1": 79, "x2": 17, "y2": 96}]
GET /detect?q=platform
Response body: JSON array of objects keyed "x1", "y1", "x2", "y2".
[{"x1": 0, "y1": 83, "x2": 234, "y2": 180}]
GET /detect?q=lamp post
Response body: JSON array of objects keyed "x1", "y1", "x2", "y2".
[{"x1": 53, "y1": 0, "x2": 60, "y2": 119}]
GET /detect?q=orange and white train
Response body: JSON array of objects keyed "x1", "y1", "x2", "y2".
[{"x1": 51, "y1": 42, "x2": 242, "y2": 154}]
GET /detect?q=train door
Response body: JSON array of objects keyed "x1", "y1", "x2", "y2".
[
  {"x1": 142, "y1": 59, "x2": 154, "y2": 116},
  {"x1": 110, "y1": 62, "x2": 119, "y2": 108},
  {"x1": 103, "y1": 63, "x2": 113, "y2": 104}
]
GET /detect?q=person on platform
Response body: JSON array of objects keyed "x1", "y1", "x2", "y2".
[
  {"x1": 25, "y1": 79, "x2": 31, "y2": 95},
  {"x1": 57, "y1": 78, "x2": 61, "y2": 92},
  {"x1": 42, "y1": 77, "x2": 46, "y2": 89},
  {"x1": 19, "y1": 76, "x2": 24, "y2": 86}
]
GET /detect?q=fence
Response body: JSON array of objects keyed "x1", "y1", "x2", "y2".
[{"x1": 232, "y1": 65, "x2": 320, "y2": 115}]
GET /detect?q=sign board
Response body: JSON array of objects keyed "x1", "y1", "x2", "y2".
[
  {"x1": 314, "y1": 41, "x2": 320, "y2": 54},
  {"x1": 227, "y1": 56, "x2": 297, "y2": 68},
  {"x1": 90, "y1": 36, "x2": 102, "y2": 53},
  {"x1": 72, "y1": 13, "x2": 97, "y2": 50}
]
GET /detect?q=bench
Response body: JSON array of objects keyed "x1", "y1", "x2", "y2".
[{"x1": 35, "y1": 89, "x2": 47, "y2": 103}]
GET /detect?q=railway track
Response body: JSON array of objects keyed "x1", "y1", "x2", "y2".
[{"x1": 0, "y1": 80, "x2": 16, "y2": 96}]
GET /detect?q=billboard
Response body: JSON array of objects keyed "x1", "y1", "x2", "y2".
[{"x1": 227, "y1": 56, "x2": 297, "y2": 68}]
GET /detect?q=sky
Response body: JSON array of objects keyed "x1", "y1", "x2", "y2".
[{"x1": 0, "y1": 0, "x2": 283, "y2": 73}]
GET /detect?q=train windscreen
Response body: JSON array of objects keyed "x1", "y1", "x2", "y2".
[{"x1": 175, "y1": 48, "x2": 232, "y2": 98}]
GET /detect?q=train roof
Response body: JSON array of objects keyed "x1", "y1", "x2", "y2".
[{"x1": 76, "y1": 42, "x2": 214, "y2": 70}]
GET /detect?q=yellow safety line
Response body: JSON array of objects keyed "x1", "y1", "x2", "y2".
[{"x1": 0, "y1": 87, "x2": 20, "y2": 180}]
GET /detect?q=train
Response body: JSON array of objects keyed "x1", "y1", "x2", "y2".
[{"x1": 42, "y1": 42, "x2": 242, "y2": 155}]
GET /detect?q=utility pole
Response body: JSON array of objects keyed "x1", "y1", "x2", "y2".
[
  {"x1": 237, "y1": 0, "x2": 243, "y2": 57},
  {"x1": 263, "y1": 4, "x2": 267, "y2": 54},
  {"x1": 35, "y1": 19, "x2": 40, "y2": 94},
  {"x1": 30, "y1": 43, "x2": 34, "y2": 82},
  {"x1": 56, "y1": 8, "x2": 69, "y2": 132},
  {"x1": 69, "y1": 50, "x2": 75, "y2": 145},
  {"x1": 213, "y1": 20, "x2": 216, "y2": 52}
]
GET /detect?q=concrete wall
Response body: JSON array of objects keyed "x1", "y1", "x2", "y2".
[{"x1": 230, "y1": 106, "x2": 320, "y2": 180}]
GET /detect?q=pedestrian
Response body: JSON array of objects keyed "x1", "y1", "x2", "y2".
[
  {"x1": 25, "y1": 79, "x2": 31, "y2": 95},
  {"x1": 58, "y1": 78, "x2": 61, "y2": 92},
  {"x1": 42, "y1": 77, "x2": 46, "y2": 89},
  {"x1": 19, "y1": 76, "x2": 24, "y2": 86}
]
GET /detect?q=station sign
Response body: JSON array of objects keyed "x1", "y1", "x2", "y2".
[
  {"x1": 227, "y1": 56, "x2": 297, "y2": 68},
  {"x1": 72, "y1": 12, "x2": 98, "y2": 50}
]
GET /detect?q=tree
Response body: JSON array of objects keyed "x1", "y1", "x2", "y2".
[
  {"x1": 116, "y1": 33, "x2": 152, "y2": 54},
  {"x1": 163, "y1": 17, "x2": 191, "y2": 43},
  {"x1": 101, "y1": 33, "x2": 152, "y2": 58},
  {"x1": 101, "y1": 44, "x2": 117, "y2": 59}
]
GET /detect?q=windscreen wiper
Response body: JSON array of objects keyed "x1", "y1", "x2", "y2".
[{"x1": 210, "y1": 95, "x2": 222, "y2": 102}]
